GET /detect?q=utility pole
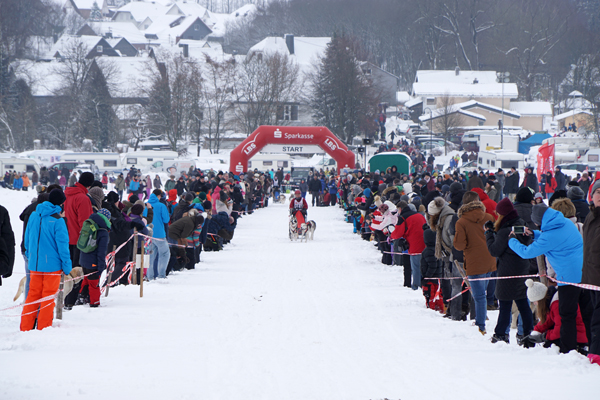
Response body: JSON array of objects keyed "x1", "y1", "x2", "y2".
[{"x1": 497, "y1": 72, "x2": 510, "y2": 149}]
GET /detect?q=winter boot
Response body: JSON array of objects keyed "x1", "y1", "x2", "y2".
[{"x1": 491, "y1": 334, "x2": 509, "y2": 344}]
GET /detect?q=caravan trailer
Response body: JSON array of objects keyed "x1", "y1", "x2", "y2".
[
  {"x1": 21, "y1": 150, "x2": 73, "y2": 167},
  {"x1": 0, "y1": 156, "x2": 41, "y2": 180},
  {"x1": 122, "y1": 151, "x2": 179, "y2": 171},
  {"x1": 57, "y1": 152, "x2": 124, "y2": 173},
  {"x1": 477, "y1": 150, "x2": 525, "y2": 170},
  {"x1": 248, "y1": 153, "x2": 292, "y2": 172}
]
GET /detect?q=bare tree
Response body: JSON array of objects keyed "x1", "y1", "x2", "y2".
[
  {"x1": 433, "y1": 94, "x2": 464, "y2": 155},
  {"x1": 233, "y1": 51, "x2": 300, "y2": 135},
  {"x1": 200, "y1": 54, "x2": 237, "y2": 154}
]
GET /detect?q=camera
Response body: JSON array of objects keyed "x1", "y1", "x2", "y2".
[{"x1": 512, "y1": 226, "x2": 526, "y2": 235}]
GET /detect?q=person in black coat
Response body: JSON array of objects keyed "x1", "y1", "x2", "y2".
[
  {"x1": 0, "y1": 204, "x2": 15, "y2": 286},
  {"x1": 78, "y1": 209, "x2": 111, "y2": 307},
  {"x1": 522, "y1": 167, "x2": 539, "y2": 193},
  {"x1": 448, "y1": 182, "x2": 465, "y2": 213},
  {"x1": 421, "y1": 227, "x2": 444, "y2": 312},
  {"x1": 174, "y1": 177, "x2": 187, "y2": 196},
  {"x1": 554, "y1": 166, "x2": 567, "y2": 191},
  {"x1": 485, "y1": 198, "x2": 534, "y2": 345}
]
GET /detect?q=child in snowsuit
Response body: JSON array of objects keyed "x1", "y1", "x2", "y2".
[
  {"x1": 525, "y1": 279, "x2": 588, "y2": 353},
  {"x1": 78, "y1": 208, "x2": 111, "y2": 307},
  {"x1": 421, "y1": 226, "x2": 444, "y2": 313}
]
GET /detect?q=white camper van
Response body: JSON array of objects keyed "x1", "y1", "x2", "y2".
[
  {"x1": 122, "y1": 151, "x2": 179, "y2": 171},
  {"x1": 584, "y1": 149, "x2": 600, "y2": 170},
  {"x1": 478, "y1": 150, "x2": 525, "y2": 170},
  {"x1": 59, "y1": 152, "x2": 124, "y2": 173},
  {"x1": 21, "y1": 150, "x2": 73, "y2": 167},
  {"x1": 148, "y1": 160, "x2": 196, "y2": 176},
  {"x1": 249, "y1": 153, "x2": 292, "y2": 171},
  {"x1": 0, "y1": 156, "x2": 41, "y2": 180}
]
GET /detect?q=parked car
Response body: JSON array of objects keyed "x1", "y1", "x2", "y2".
[{"x1": 557, "y1": 163, "x2": 595, "y2": 172}]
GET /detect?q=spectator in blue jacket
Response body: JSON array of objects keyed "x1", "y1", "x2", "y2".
[
  {"x1": 129, "y1": 176, "x2": 140, "y2": 195},
  {"x1": 328, "y1": 177, "x2": 338, "y2": 206},
  {"x1": 21, "y1": 189, "x2": 72, "y2": 330},
  {"x1": 147, "y1": 189, "x2": 171, "y2": 280},
  {"x1": 13, "y1": 173, "x2": 23, "y2": 190},
  {"x1": 509, "y1": 203, "x2": 583, "y2": 353}
]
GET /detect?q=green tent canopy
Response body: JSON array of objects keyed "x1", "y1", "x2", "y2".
[{"x1": 368, "y1": 152, "x2": 411, "y2": 175}]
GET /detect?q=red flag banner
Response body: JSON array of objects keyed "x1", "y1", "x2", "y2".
[{"x1": 536, "y1": 143, "x2": 555, "y2": 181}]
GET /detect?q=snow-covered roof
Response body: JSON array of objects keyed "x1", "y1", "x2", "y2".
[
  {"x1": 113, "y1": 1, "x2": 169, "y2": 22},
  {"x1": 416, "y1": 70, "x2": 499, "y2": 85},
  {"x1": 569, "y1": 90, "x2": 583, "y2": 97},
  {"x1": 100, "y1": 56, "x2": 153, "y2": 98},
  {"x1": 554, "y1": 109, "x2": 594, "y2": 121},
  {"x1": 419, "y1": 99, "x2": 520, "y2": 122},
  {"x1": 73, "y1": 0, "x2": 103, "y2": 9},
  {"x1": 88, "y1": 21, "x2": 150, "y2": 45},
  {"x1": 413, "y1": 81, "x2": 519, "y2": 98},
  {"x1": 143, "y1": 15, "x2": 186, "y2": 34},
  {"x1": 557, "y1": 96, "x2": 593, "y2": 110},
  {"x1": 45, "y1": 34, "x2": 104, "y2": 59},
  {"x1": 248, "y1": 36, "x2": 330, "y2": 73},
  {"x1": 419, "y1": 105, "x2": 486, "y2": 122},
  {"x1": 396, "y1": 91, "x2": 411, "y2": 103},
  {"x1": 206, "y1": 4, "x2": 257, "y2": 37},
  {"x1": 509, "y1": 101, "x2": 553, "y2": 116},
  {"x1": 167, "y1": 1, "x2": 207, "y2": 17},
  {"x1": 11, "y1": 60, "x2": 65, "y2": 97},
  {"x1": 404, "y1": 97, "x2": 422, "y2": 108}
]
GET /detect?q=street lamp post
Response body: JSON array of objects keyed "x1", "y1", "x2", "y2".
[{"x1": 497, "y1": 71, "x2": 510, "y2": 149}]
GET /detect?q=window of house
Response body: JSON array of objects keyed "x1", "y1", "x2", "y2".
[
  {"x1": 97, "y1": 45, "x2": 103, "y2": 53},
  {"x1": 426, "y1": 97, "x2": 436, "y2": 105},
  {"x1": 194, "y1": 24, "x2": 200, "y2": 31},
  {"x1": 491, "y1": 160, "x2": 495, "y2": 167},
  {"x1": 277, "y1": 105, "x2": 299, "y2": 121},
  {"x1": 478, "y1": 157, "x2": 482, "y2": 164},
  {"x1": 257, "y1": 53, "x2": 263, "y2": 62},
  {"x1": 26, "y1": 165, "x2": 36, "y2": 172},
  {"x1": 104, "y1": 160, "x2": 117, "y2": 167},
  {"x1": 589, "y1": 154, "x2": 599, "y2": 162},
  {"x1": 362, "y1": 68, "x2": 372, "y2": 75}
]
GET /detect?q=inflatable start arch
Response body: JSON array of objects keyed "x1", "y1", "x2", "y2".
[{"x1": 229, "y1": 126, "x2": 355, "y2": 173}]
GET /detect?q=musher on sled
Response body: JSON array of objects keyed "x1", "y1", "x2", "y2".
[{"x1": 289, "y1": 189, "x2": 308, "y2": 233}]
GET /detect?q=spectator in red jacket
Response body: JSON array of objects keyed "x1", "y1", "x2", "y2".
[
  {"x1": 63, "y1": 171, "x2": 94, "y2": 308},
  {"x1": 390, "y1": 202, "x2": 427, "y2": 290},
  {"x1": 472, "y1": 187, "x2": 497, "y2": 220},
  {"x1": 544, "y1": 171, "x2": 557, "y2": 198}
]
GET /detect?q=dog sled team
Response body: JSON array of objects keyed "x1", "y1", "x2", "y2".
[{"x1": 289, "y1": 189, "x2": 316, "y2": 242}]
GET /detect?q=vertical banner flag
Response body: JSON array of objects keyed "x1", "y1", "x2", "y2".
[{"x1": 536, "y1": 143, "x2": 555, "y2": 181}]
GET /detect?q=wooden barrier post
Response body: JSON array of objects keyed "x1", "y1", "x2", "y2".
[
  {"x1": 132, "y1": 230, "x2": 138, "y2": 285},
  {"x1": 56, "y1": 274, "x2": 64, "y2": 320},
  {"x1": 140, "y1": 242, "x2": 144, "y2": 298},
  {"x1": 105, "y1": 245, "x2": 116, "y2": 298}
]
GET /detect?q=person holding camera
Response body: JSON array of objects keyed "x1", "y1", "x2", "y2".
[
  {"x1": 509, "y1": 203, "x2": 584, "y2": 353},
  {"x1": 485, "y1": 198, "x2": 534, "y2": 345}
]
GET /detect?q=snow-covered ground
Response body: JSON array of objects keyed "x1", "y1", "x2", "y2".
[{"x1": 0, "y1": 189, "x2": 597, "y2": 399}]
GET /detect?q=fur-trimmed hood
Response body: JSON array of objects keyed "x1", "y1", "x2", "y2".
[{"x1": 458, "y1": 200, "x2": 486, "y2": 220}]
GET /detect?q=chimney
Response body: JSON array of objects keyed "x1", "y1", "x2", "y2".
[
  {"x1": 284, "y1": 34, "x2": 294, "y2": 55},
  {"x1": 455, "y1": 66, "x2": 460, "y2": 76}
]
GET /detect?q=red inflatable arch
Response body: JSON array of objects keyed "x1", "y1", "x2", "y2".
[{"x1": 230, "y1": 125, "x2": 355, "y2": 173}]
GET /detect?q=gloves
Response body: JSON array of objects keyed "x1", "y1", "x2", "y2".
[
  {"x1": 386, "y1": 235, "x2": 392, "y2": 244},
  {"x1": 484, "y1": 220, "x2": 495, "y2": 232},
  {"x1": 131, "y1": 220, "x2": 145, "y2": 231}
]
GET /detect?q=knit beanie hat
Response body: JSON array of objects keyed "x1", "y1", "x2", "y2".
[
  {"x1": 198, "y1": 192, "x2": 207, "y2": 201},
  {"x1": 184, "y1": 192, "x2": 195, "y2": 202},
  {"x1": 78, "y1": 172, "x2": 95, "y2": 187},
  {"x1": 525, "y1": 279, "x2": 548, "y2": 302},
  {"x1": 168, "y1": 189, "x2": 177, "y2": 202},
  {"x1": 427, "y1": 196, "x2": 445, "y2": 216},
  {"x1": 363, "y1": 188, "x2": 372, "y2": 198},
  {"x1": 548, "y1": 190, "x2": 567, "y2": 207},
  {"x1": 534, "y1": 192, "x2": 543, "y2": 200},
  {"x1": 106, "y1": 191, "x2": 119, "y2": 204},
  {"x1": 567, "y1": 186, "x2": 585, "y2": 200},
  {"x1": 202, "y1": 200, "x2": 212, "y2": 211},
  {"x1": 130, "y1": 203, "x2": 144, "y2": 216},
  {"x1": 592, "y1": 179, "x2": 600, "y2": 196},
  {"x1": 89, "y1": 187, "x2": 105, "y2": 208},
  {"x1": 531, "y1": 203, "x2": 548, "y2": 226},
  {"x1": 495, "y1": 197, "x2": 514, "y2": 216},
  {"x1": 515, "y1": 187, "x2": 534, "y2": 204},
  {"x1": 49, "y1": 189, "x2": 66, "y2": 206},
  {"x1": 449, "y1": 182, "x2": 463, "y2": 194},
  {"x1": 97, "y1": 208, "x2": 111, "y2": 221}
]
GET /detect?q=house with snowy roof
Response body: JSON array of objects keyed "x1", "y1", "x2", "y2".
[
  {"x1": 510, "y1": 102, "x2": 553, "y2": 131},
  {"x1": 45, "y1": 35, "x2": 120, "y2": 60},
  {"x1": 72, "y1": 0, "x2": 109, "y2": 19}
]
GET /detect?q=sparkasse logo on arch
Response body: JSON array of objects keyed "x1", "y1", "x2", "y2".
[{"x1": 284, "y1": 132, "x2": 314, "y2": 140}]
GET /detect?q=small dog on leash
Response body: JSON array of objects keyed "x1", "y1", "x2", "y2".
[
  {"x1": 300, "y1": 220, "x2": 317, "y2": 242},
  {"x1": 14, "y1": 267, "x2": 84, "y2": 312}
]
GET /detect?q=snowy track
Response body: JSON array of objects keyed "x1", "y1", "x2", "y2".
[{"x1": 0, "y1": 191, "x2": 597, "y2": 399}]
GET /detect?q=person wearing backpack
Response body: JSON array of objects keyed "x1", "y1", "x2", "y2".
[
  {"x1": 63, "y1": 172, "x2": 94, "y2": 309},
  {"x1": 77, "y1": 208, "x2": 111, "y2": 307},
  {"x1": 21, "y1": 189, "x2": 72, "y2": 330}
]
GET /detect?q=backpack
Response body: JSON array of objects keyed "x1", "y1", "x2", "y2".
[{"x1": 77, "y1": 218, "x2": 107, "y2": 253}]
